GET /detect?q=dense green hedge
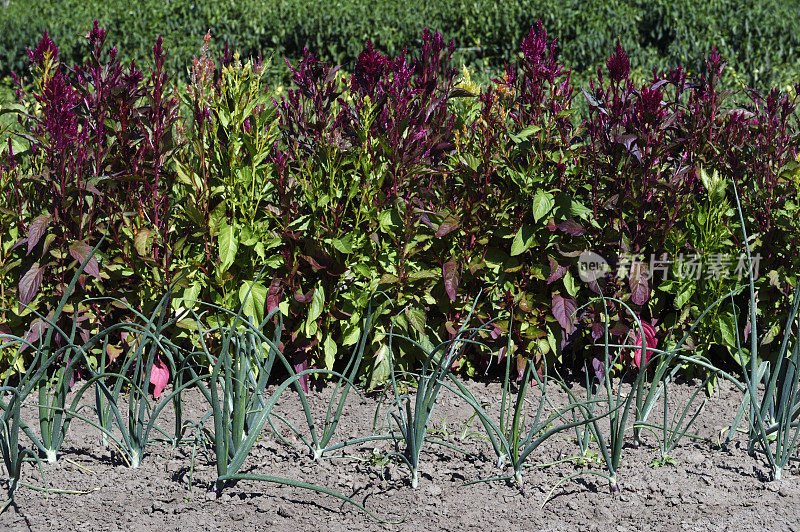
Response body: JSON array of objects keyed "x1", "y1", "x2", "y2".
[{"x1": 2, "y1": 0, "x2": 800, "y2": 87}]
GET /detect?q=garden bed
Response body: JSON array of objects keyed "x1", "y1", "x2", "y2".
[{"x1": 1, "y1": 378, "x2": 798, "y2": 531}]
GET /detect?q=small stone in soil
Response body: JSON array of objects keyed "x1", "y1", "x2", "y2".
[
  {"x1": 425, "y1": 485, "x2": 442, "y2": 497},
  {"x1": 256, "y1": 498, "x2": 271, "y2": 513},
  {"x1": 567, "y1": 500, "x2": 579, "y2": 510}
]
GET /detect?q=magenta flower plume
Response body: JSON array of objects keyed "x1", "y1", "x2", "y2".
[
  {"x1": 353, "y1": 40, "x2": 389, "y2": 94},
  {"x1": 27, "y1": 31, "x2": 59, "y2": 67},
  {"x1": 520, "y1": 20, "x2": 547, "y2": 63},
  {"x1": 606, "y1": 38, "x2": 630, "y2": 82}
]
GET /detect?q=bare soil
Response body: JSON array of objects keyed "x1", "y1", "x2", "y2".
[{"x1": 1, "y1": 377, "x2": 799, "y2": 531}]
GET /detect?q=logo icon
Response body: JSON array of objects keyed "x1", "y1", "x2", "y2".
[{"x1": 578, "y1": 251, "x2": 610, "y2": 282}]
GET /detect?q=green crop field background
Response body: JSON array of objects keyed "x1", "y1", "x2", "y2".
[{"x1": 2, "y1": 0, "x2": 800, "y2": 89}]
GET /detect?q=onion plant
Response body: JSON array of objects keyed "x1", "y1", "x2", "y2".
[
  {"x1": 0, "y1": 241, "x2": 101, "y2": 463},
  {"x1": 624, "y1": 318, "x2": 713, "y2": 466},
  {"x1": 84, "y1": 288, "x2": 198, "y2": 468},
  {"x1": 267, "y1": 294, "x2": 394, "y2": 460},
  {"x1": 0, "y1": 385, "x2": 38, "y2": 512},
  {"x1": 555, "y1": 296, "x2": 647, "y2": 494},
  {"x1": 624, "y1": 298, "x2": 750, "y2": 466},
  {"x1": 447, "y1": 325, "x2": 606, "y2": 490},
  {"x1": 0, "y1": 241, "x2": 190, "y2": 467},
  {"x1": 633, "y1": 356, "x2": 711, "y2": 466},
  {"x1": 385, "y1": 294, "x2": 487, "y2": 489},
  {"x1": 180, "y1": 286, "x2": 385, "y2": 520},
  {"x1": 728, "y1": 182, "x2": 800, "y2": 481},
  {"x1": 562, "y1": 289, "x2": 749, "y2": 493},
  {"x1": 0, "y1": 323, "x2": 87, "y2": 464}
]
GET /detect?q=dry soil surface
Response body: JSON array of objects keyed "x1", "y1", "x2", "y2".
[{"x1": 1, "y1": 376, "x2": 799, "y2": 531}]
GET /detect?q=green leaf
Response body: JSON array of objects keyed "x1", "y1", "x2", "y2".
[
  {"x1": 289, "y1": 214, "x2": 311, "y2": 232},
  {"x1": 406, "y1": 307, "x2": 427, "y2": 335},
  {"x1": 547, "y1": 326, "x2": 558, "y2": 356},
  {"x1": 264, "y1": 254, "x2": 283, "y2": 268},
  {"x1": 240, "y1": 226, "x2": 259, "y2": 246},
  {"x1": 134, "y1": 228, "x2": 154, "y2": 257},
  {"x1": 510, "y1": 225, "x2": 536, "y2": 256},
  {"x1": 369, "y1": 344, "x2": 392, "y2": 389},
  {"x1": 175, "y1": 162, "x2": 193, "y2": 186},
  {"x1": 563, "y1": 270, "x2": 578, "y2": 297},
  {"x1": 569, "y1": 199, "x2": 593, "y2": 219},
  {"x1": 176, "y1": 283, "x2": 202, "y2": 311},
  {"x1": 323, "y1": 335, "x2": 337, "y2": 370},
  {"x1": 331, "y1": 235, "x2": 353, "y2": 254},
  {"x1": 377, "y1": 209, "x2": 401, "y2": 233},
  {"x1": 353, "y1": 263, "x2": 373, "y2": 279},
  {"x1": 718, "y1": 311, "x2": 737, "y2": 348},
  {"x1": 674, "y1": 283, "x2": 695, "y2": 309},
  {"x1": 511, "y1": 124, "x2": 541, "y2": 143},
  {"x1": 218, "y1": 223, "x2": 238, "y2": 273},
  {"x1": 761, "y1": 322, "x2": 782, "y2": 346},
  {"x1": 305, "y1": 282, "x2": 325, "y2": 336},
  {"x1": 238, "y1": 281, "x2": 268, "y2": 324},
  {"x1": 408, "y1": 269, "x2": 439, "y2": 281},
  {"x1": 341, "y1": 322, "x2": 362, "y2": 346},
  {"x1": 253, "y1": 241, "x2": 266, "y2": 260},
  {"x1": 209, "y1": 202, "x2": 227, "y2": 236},
  {"x1": 184, "y1": 202, "x2": 205, "y2": 227},
  {"x1": 532, "y1": 189, "x2": 555, "y2": 222}
]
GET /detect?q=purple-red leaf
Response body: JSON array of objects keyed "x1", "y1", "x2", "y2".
[
  {"x1": 19, "y1": 262, "x2": 44, "y2": 309},
  {"x1": 556, "y1": 219, "x2": 585, "y2": 236},
  {"x1": 150, "y1": 355, "x2": 170, "y2": 398},
  {"x1": 629, "y1": 262, "x2": 650, "y2": 306},
  {"x1": 631, "y1": 321, "x2": 658, "y2": 368},
  {"x1": 267, "y1": 278, "x2": 283, "y2": 313},
  {"x1": 435, "y1": 216, "x2": 459, "y2": 238},
  {"x1": 592, "y1": 357, "x2": 605, "y2": 381},
  {"x1": 419, "y1": 213, "x2": 437, "y2": 231},
  {"x1": 18, "y1": 317, "x2": 48, "y2": 354},
  {"x1": 68, "y1": 241, "x2": 101, "y2": 279},
  {"x1": 546, "y1": 257, "x2": 567, "y2": 285},
  {"x1": 294, "y1": 288, "x2": 314, "y2": 303},
  {"x1": 442, "y1": 260, "x2": 459, "y2": 302},
  {"x1": 591, "y1": 322, "x2": 604, "y2": 340},
  {"x1": 293, "y1": 344, "x2": 312, "y2": 393},
  {"x1": 551, "y1": 294, "x2": 577, "y2": 334},
  {"x1": 27, "y1": 215, "x2": 50, "y2": 255}
]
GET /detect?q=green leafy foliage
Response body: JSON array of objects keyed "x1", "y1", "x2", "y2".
[{"x1": 0, "y1": 20, "x2": 798, "y2": 387}]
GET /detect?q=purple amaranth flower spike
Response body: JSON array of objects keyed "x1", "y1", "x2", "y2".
[
  {"x1": 520, "y1": 20, "x2": 547, "y2": 63},
  {"x1": 27, "y1": 31, "x2": 58, "y2": 66},
  {"x1": 353, "y1": 41, "x2": 389, "y2": 95},
  {"x1": 707, "y1": 46, "x2": 723, "y2": 77},
  {"x1": 86, "y1": 20, "x2": 107, "y2": 51},
  {"x1": 637, "y1": 86, "x2": 664, "y2": 116},
  {"x1": 221, "y1": 38, "x2": 233, "y2": 68},
  {"x1": 606, "y1": 39, "x2": 630, "y2": 83}
]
